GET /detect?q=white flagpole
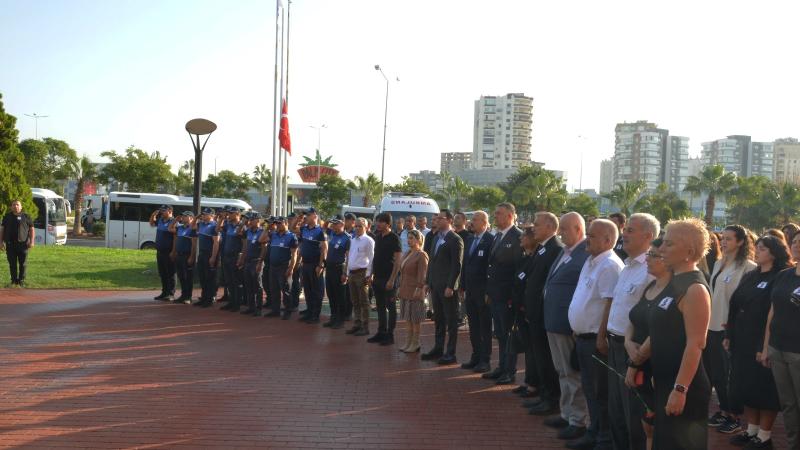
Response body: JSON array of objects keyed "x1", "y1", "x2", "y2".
[
  {"x1": 277, "y1": 0, "x2": 287, "y2": 217},
  {"x1": 270, "y1": 0, "x2": 282, "y2": 216},
  {"x1": 282, "y1": 0, "x2": 292, "y2": 216}
]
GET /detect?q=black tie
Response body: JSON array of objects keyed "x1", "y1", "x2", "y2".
[{"x1": 490, "y1": 232, "x2": 504, "y2": 255}]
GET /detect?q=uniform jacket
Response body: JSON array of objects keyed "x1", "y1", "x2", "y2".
[
  {"x1": 461, "y1": 232, "x2": 495, "y2": 294},
  {"x1": 426, "y1": 229, "x2": 464, "y2": 292},
  {"x1": 486, "y1": 226, "x2": 524, "y2": 303},
  {"x1": 542, "y1": 240, "x2": 589, "y2": 335}
]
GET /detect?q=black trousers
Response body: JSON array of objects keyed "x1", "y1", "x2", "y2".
[
  {"x1": 5, "y1": 241, "x2": 28, "y2": 283},
  {"x1": 222, "y1": 254, "x2": 244, "y2": 308},
  {"x1": 526, "y1": 319, "x2": 559, "y2": 402},
  {"x1": 175, "y1": 252, "x2": 194, "y2": 298},
  {"x1": 262, "y1": 263, "x2": 272, "y2": 308},
  {"x1": 465, "y1": 288, "x2": 492, "y2": 364},
  {"x1": 301, "y1": 262, "x2": 323, "y2": 319},
  {"x1": 431, "y1": 287, "x2": 460, "y2": 355},
  {"x1": 243, "y1": 260, "x2": 263, "y2": 311},
  {"x1": 491, "y1": 300, "x2": 517, "y2": 375},
  {"x1": 196, "y1": 251, "x2": 217, "y2": 301},
  {"x1": 373, "y1": 279, "x2": 397, "y2": 335},
  {"x1": 325, "y1": 264, "x2": 346, "y2": 321},
  {"x1": 268, "y1": 263, "x2": 290, "y2": 314},
  {"x1": 703, "y1": 330, "x2": 733, "y2": 413},
  {"x1": 156, "y1": 249, "x2": 176, "y2": 295},
  {"x1": 290, "y1": 268, "x2": 301, "y2": 309}
]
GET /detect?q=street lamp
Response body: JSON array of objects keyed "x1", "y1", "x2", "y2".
[
  {"x1": 24, "y1": 113, "x2": 49, "y2": 140},
  {"x1": 309, "y1": 124, "x2": 327, "y2": 182},
  {"x1": 185, "y1": 118, "x2": 217, "y2": 216},
  {"x1": 374, "y1": 65, "x2": 398, "y2": 198}
]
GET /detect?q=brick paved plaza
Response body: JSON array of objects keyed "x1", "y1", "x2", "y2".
[{"x1": 0, "y1": 290, "x2": 788, "y2": 449}]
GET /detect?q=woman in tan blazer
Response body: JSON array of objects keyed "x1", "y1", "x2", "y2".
[{"x1": 397, "y1": 229, "x2": 429, "y2": 353}]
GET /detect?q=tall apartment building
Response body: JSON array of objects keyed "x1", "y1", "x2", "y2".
[
  {"x1": 599, "y1": 159, "x2": 613, "y2": 194},
  {"x1": 440, "y1": 152, "x2": 472, "y2": 173},
  {"x1": 611, "y1": 121, "x2": 689, "y2": 192},
  {"x1": 773, "y1": 138, "x2": 800, "y2": 184},
  {"x1": 701, "y1": 135, "x2": 774, "y2": 179},
  {"x1": 472, "y1": 93, "x2": 533, "y2": 170}
]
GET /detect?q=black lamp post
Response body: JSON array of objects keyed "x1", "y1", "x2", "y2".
[{"x1": 185, "y1": 118, "x2": 217, "y2": 216}]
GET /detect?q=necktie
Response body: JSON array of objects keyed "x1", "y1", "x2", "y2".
[
  {"x1": 491, "y1": 232, "x2": 504, "y2": 255},
  {"x1": 469, "y1": 235, "x2": 480, "y2": 256}
]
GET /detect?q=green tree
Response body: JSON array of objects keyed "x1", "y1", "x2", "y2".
[
  {"x1": 98, "y1": 146, "x2": 175, "y2": 192},
  {"x1": 72, "y1": 156, "x2": 98, "y2": 235},
  {"x1": 441, "y1": 175, "x2": 473, "y2": 211},
  {"x1": 565, "y1": 193, "x2": 599, "y2": 218},
  {"x1": 602, "y1": 180, "x2": 648, "y2": 217},
  {"x1": 639, "y1": 183, "x2": 691, "y2": 225},
  {"x1": 0, "y1": 93, "x2": 37, "y2": 218},
  {"x1": 18, "y1": 137, "x2": 79, "y2": 193},
  {"x1": 348, "y1": 173, "x2": 383, "y2": 207},
  {"x1": 252, "y1": 164, "x2": 272, "y2": 194},
  {"x1": 684, "y1": 164, "x2": 738, "y2": 227},
  {"x1": 726, "y1": 175, "x2": 773, "y2": 225},
  {"x1": 203, "y1": 170, "x2": 254, "y2": 200},
  {"x1": 386, "y1": 176, "x2": 431, "y2": 195},
  {"x1": 506, "y1": 169, "x2": 567, "y2": 218},
  {"x1": 311, "y1": 174, "x2": 350, "y2": 217},
  {"x1": 468, "y1": 186, "x2": 506, "y2": 211}
]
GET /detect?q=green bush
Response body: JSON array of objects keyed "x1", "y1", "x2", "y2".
[{"x1": 92, "y1": 221, "x2": 106, "y2": 237}]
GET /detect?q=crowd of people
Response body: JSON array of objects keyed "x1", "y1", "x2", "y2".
[{"x1": 22, "y1": 198, "x2": 798, "y2": 450}]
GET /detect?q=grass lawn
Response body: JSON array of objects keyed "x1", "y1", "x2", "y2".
[{"x1": 18, "y1": 245, "x2": 161, "y2": 290}]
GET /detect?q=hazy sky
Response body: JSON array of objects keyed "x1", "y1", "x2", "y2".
[{"x1": 2, "y1": 0, "x2": 799, "y2": 191}]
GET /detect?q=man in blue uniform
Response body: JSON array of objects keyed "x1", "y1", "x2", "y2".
[
  {"x1": 262, "y1": 216, "x2": 278, "y2": 311},
  {"x1": 324, "y1": 215, "x2": 351, "y2": 329},
  {"x1": 266, "y1": 216, "x2": 298, "y2": 319},
  {"x1": 239, "y1": 212, "x2": 267, "y2": 316},
  {"x1": 216, "y1": 207, "x2": 230, "y2": 302},
  {"x1": 149, "y1": 205, "x2": 176, "y2": 301},
  {"x1": 287, "y1": 213, "x2": 303, "y2": 311},
  {"x1": 169, "y1": 211, "x2": 197, "y2": 304},
  {"x1": 220, "y1": 207, "x2": 245, "y2": 312},
  {"x1": 194, "y1": 207, "x2": 220, "y2": 307},
  {"x1": 298, "y1": 208, "x2": 328, "y2": 324}
]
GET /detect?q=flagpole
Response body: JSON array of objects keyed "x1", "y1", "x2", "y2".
[
  {"x1": 282, "y1": 0, "x2": 292, "y2": 216},
  {"x1": 270, "y1": 0, "x2": 282, "y2": 216}
]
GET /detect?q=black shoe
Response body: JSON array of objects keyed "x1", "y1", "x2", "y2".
[
  {"x1": 744, "y1": 437, "x2": 773, "y2": 449},
  {"x1": 200, "y1": 300, "x2": 214, "y2": 308},
  {"x1": 543, "y1": 416, "x2": 569, "y2": 429},
  {"x1": 330, "y1": 321, "x2": 344, "y2": 330},
  {"x1": 482, "y1": 367, "x2": 504, "y2": 379},
  {"x1": 730, "y1": 432, "x2": 755, "y2": 447},
  {"x1": 511, "y1": 385, "x2": 528, "y2": 394},
  {"x1": 461, "y1": 360, "x2": 479, "y2": 370},
  {"x1": 473, "y1": 362, "x2": 491, "y2": 373},
  {"x1": 305, "y1": 317, "x2": 320, "y2": 324},
  {"x1": 495, "y1": 374, "x2": 515, "y2": 385},
  {"x1": 192, "y1": 299, "x2": 205, "y2": 306},
  {"x1": 218, "y1": 296, "x2": 229, "y2": 303},
  {"x1": 520, "y1": 389, "x2": 539, "y2": 399},
  {"x1": 241, "y1": 308, "x2": 256, "y2": 315},
  {"x1": 366, "y1": 333, "x2": 385, "y2": 343},
  {"x1": 521, "y1": 398, "x2": 544, "y2": 409},
  {"x1": 174, "y1": 296, "x2": 192, "y2": 305},
  {"x1": 421, "y1": 349, "x2": 444, "y2": 361},
  {"x1": 425, "y1": 309, "x2": 433, "y2": 319},
  {"x1": 379, "y1": 335, "x2": 395, "y2": 346},
  {"x1": 322, "y1": 320, "x2": 335, "y2": 328},
  {"x1": 437, "y1": 354, "x2": 457, "y2": 365},
  {"x1": 529, "y1": 400, "x2": 558, "y2": 416},
  {"x1": 154, "y1": 293, "x2": 168, "y2": 300},
  {"x1": 718, "y1": 417, "x2": 743, "y2": 434},
  {"x1": 558, "y1": 425, "x2": 587, "y2": 440},
  {"x1": 354, "y1": 328, "x2": 370, "y2": 336},
  {"x1": 220, "y1": 304, "x2": 234, "y2": 311},
  {"x1": 708, "y1": 411, "x2": 728, "y2": 428},
  {"x1": 565, "y1": 434, "x2": 595, "y2": 450},
  {"x1": 345, "y1": 326, "x2": 361, "y2": 335},
  {"x1": 264, "y1": 311, "x2": 281, "y2": 317}
]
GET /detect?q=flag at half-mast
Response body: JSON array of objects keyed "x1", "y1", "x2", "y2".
[{"x1": 279, "y1": 99, "x2": 291, "y2": 155}]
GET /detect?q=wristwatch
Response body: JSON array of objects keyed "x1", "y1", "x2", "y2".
[{"x1": 673, "y1": 383, "x2": 687, "y2": 394}]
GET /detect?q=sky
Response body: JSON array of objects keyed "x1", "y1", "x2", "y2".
[{"x1": 2, "y1": 0, "x2": 799, "y2": 192}]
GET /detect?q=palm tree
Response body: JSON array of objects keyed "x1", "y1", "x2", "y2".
[
  {"x1": 443, "y1": 176, "x2": 473, "y2": 211},
  {"x1": 769, "y1": 182, "x2": 800, "y2": 226},
  {"x1": 72, "y1": 156, "x2": 97, "y2": 235},
  {"x1": 639, "y1": 183, "x2": 691, "y2": 225},
  {"x1": 602, "y1": 180, "x2": 648, "y2": 216},
  {"x1": 511, "y1": 172, "x2": 568, "y2": 218},
  {"x1": 683, "y1": 164, "x2": 737, "y2": 227},
  {"x1": 252, "y1": 164, "x2": 272, "y2": 193},
  {"x1": 349, "y1": 173, "x2": 383, "y2": 207}
]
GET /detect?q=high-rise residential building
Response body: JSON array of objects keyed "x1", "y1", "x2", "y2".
[
  {"x1": 611, "y1": 121, "x2": 689, "y2": 192},
  {"x1": 599, "y1": 159, "x2": 613, "y2": 193},
  {"x1": 408, "y1": 170, "x2": 443, "y2": 192},
  {"x1": 701, "y1": 135, "x2": 774, "y2": 179},
  {"x1": 440, "y1": 152, "x2": 472, "y2": 174},
  {"x1": 472, "y1": 93, "x2": 533, "y2": 170},
  {"x1": 773, "y1": 138, "x2": 800, "y2": 185}
]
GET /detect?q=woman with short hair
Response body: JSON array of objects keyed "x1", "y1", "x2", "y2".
[{"x1": 397, "y1": 229, "x2": 428, "y2": 353}]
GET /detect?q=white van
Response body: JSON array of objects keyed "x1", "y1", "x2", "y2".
[
  {"x1": 376, "y1": 192, "x2": 440, "y2": 225},
  {"x1": 30, "y1": 188, "x2": 69, "y2": 245},
  {"x1": 341, "y1": 205, "x2": 376, "y2": 220}
]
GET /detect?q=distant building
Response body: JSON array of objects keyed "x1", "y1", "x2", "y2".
[
  {"x1": 472, "y1": 93, "x2": 533, "y2": 170},
  {"x1": 701, "y1": 135, "x2": 774, "y2": 179},
  {"x1": 687, "y1": 156, "x2": 704, "y2": 178},
  {"x1": 611, "y1": 121, "x2": 689, "y2": 192},
  {"x1": 408, "y1": 170, "x2": 443, "y2": 192},
  {"x1": 450, "y1": 168, "x2": 517, "y2": 187},
  {"x1": 773, "y1": 138, "x2": 800, "y2": 185},
  {"x1": 440, "y1": 152, "x2": 472, "y2": 173},
  {"x1": 599, "y1": 159, "x2": 613, "y2": 194}
]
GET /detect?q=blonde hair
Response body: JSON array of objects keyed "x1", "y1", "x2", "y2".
[
  {"x1": 665, "y1": 217, "x2": 710, "y2": 262},
  {"x1": 407, "y1": 229, "x2": 424, "y2": 247}
]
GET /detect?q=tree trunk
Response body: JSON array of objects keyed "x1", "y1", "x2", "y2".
[
  {"x1": 72, "y1": 179, "x2": 84, "y2": 235},
  {"x1": 704, "y1": 194, "x2": 715, "y2": 227}
]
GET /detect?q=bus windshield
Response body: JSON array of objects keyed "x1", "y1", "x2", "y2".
[{"x1": 47, "y1": 198, "x2": 67, "y2": 225}]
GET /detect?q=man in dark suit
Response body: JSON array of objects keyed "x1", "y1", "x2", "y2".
[
  {"x1": 422, "y1": 209, "x2": 464, "y2": 364},
  {"x1": 482, "y1": 202, "x2": 524, "y2": 385},
  {"x1": 460, "y1": 210, "x2": 495, "y2": 373},
  {"x1": 519, "y1": 212, "x2": 565, "y2": 416}
]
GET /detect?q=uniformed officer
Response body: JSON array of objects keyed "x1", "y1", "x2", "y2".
[
  {"x1": 220, "y1": 207, "x2": 245, "y2": 312},
  {"x1": 288, "y1": 212, "x2": 303, "y2": 311},
  {"x1": 216, "y1": 207, "x2": 230, "y2": 302},
  {"x1": 149, "y1": 204, "x2": 176, "y2": 301},
  {"x1": 239, "y1": 212, "x2": 267, "y2": 316},
  {"x1": 169, "y1": 211, "x2": 197, "y2": 304},
  {"x1": 194, "y1": 207, "x2": 220, "y2": 307},
  {"x1": 298, "y1": 208, "x2": 328, "y2": 324},
  {"x1": 267, "y1": 216, "x2": 298, "y2": 319},
  {"x1": 262, "y1": 216, "x2": 278, "y2": 311},
  {"x1": 324, "y1": 215, "x2": 351, "y2": 329},
  {"x1": 342, "y1": 212, "x2": 358, "y2": 321}
]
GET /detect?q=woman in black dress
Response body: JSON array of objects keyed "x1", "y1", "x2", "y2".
[
  {"x1": 636, "y1": 218, "x2": 712, "y2": 449},
  {"x1": 726, "y1": 235, "x2": 791, "y2": 449}
]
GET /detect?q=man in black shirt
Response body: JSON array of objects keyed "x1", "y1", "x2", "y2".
[
  {"x1": 609, "y1": 212, "x2": 628, "y2": 260},
  {"x1": 0, "y1": 200, "x2": 35, "y2": 287},
  {"x1": 368, "y1": 212, "x2": 402, "y2": 346}
]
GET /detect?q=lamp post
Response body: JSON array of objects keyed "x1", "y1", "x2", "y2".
[
  {"x1": 309, "y1": 124, "x2": 327, "y2": 182},
  {"x1": 374, "y1": 65, "x2": 397, "y2": 198},
  {"x1": 24, "y1": 113, "x2": 49, "y2": 140},
  {"x1": 185, "y1": 118, "x2": 217, "y2": 216}
]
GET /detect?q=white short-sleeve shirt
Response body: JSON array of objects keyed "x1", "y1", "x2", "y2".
[
  {"x1": 607, "y1": 252, "x2": 653, "y2": 336},
  {"x1": 568, "y1": 249, "x2": 624, "y2": 335}
]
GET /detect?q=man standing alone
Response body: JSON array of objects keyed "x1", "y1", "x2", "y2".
[
  {"x1": 0, "y1": 200, "x2": 34, "y2": 287},
  {"x1": 150, "y1": 205, "x2": 176, "y2": 301}
]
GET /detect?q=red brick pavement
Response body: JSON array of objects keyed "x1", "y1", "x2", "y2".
[{"x1": 0, "y1": 289, "x2": 789, "y2": 449}]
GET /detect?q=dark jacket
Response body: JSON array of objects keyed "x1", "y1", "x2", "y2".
[
  {"x1": 426, "y1": 229, "x2": 464, "y2": 292},
  {"x1": 542, "y1": 240, "x2": 589, "y2": 335},
  {"x1": 486, "y1": 226, "x2": 524, "y2": 304},
  {"x1": 461, "y1": 231, "x2": 495, "y2": 293},
  {"x1": 524, "y1": 236, "x2": 564, "y2": 324}
]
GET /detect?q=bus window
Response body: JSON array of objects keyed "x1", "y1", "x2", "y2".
[
  {"x1": 33, "y1": 197, "x2": 46, "y2": 229},
  {"x1": 48, "y1": 198, "x2": 67, "y2": 225}
]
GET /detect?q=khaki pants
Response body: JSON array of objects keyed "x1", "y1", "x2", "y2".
[
  {"x1": 348, "y1": 270, "x2": 370, "y2": 328},
  {"x1": 770, "y1": 346, "x2": 800, "y2": 450}
]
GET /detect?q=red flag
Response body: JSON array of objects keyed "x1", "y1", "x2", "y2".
[{"x1": 279, "y1": 99, "x2": 291, "y2": 155}]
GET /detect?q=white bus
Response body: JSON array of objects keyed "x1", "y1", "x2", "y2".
[
  {"x1": 341, "y1": 205, "x2": 376, "y2": 220},
  {"x1": 105, "y1": 192, "x2": 252, "y2": 250},
  {"x1": 376, "y1": 192, "x2": 440, "y2": 225},
  {"x1": 31, "y1": 188, "x2": 68, "y2": 245}
]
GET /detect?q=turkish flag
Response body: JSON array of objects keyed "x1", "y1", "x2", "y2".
[{"x1": 279, "y1": 99, "x2": 291, "y2": 155}]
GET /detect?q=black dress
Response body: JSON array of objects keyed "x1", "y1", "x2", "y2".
[
  {"x1": 648, "y1": 271, "x2": 711, "y2": 450},
  {"x1": 727, "y1": 268, "x2": 782, "y2": 412},
  {"x1": 628, "y1": 280, "x2": 657, "y2": 424}
]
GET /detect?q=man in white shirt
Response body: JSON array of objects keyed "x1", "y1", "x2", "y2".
[
  {"x1": 399, "y1": 215, "x2": 416, "y2": 255},
  {"x1": 344, "y1": 218, "x2": 375, "y2": 336},
  {"x1": 417, "y1": 216, "x2": 431, "y2": 236},
  {"x1": 567, "y1": 219, "x2": 624, "y2": 450},
  {"x1": 605, "y1": 213, "x2": 659, "y2": 450}
]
